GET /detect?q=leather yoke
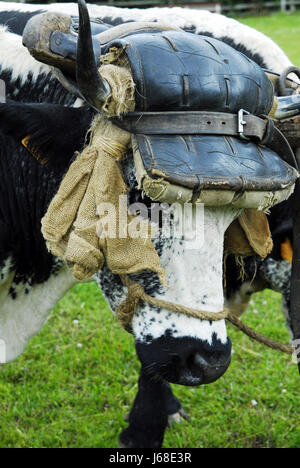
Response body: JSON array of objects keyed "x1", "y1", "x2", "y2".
[
  {"x1": 104, "y1": 30, "x2": 274, "y2": 114},
  {"x1": 104, "y1": 30, "x2": 298, "y2": 206}
]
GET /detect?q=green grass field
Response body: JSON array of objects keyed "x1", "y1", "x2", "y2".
[
  {"x1": 240, "y1": 12, "x2": 300, "y2": 67},
  {"x1": 1, "y1": 11, "x2": 300, "y2": 449}
]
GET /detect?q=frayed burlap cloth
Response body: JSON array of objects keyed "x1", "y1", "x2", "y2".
[
  {"x1": 225, "y1": 209, "x2": 273, "y2": 258},
  {"x1": 41, "y1": 64, "x2": 165, "y2": 282}
]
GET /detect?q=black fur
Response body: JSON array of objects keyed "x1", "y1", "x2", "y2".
[
  {"x1": 0, "y1": 69, "x2": 77, "y2": 106},
  {"x1": 0, "y1": 100, "x2": 94, "y2": 166},
  {"x1": 267, "y1": 200, "x2": 293, "y2": 260},
  {"x1": 119, "y1": 370, "x2": 173, "y2": 448},
  {"x1": 0, "y1": 101, "x2": 94, "y2": 284},
  {"x1": 0, "y1": 10, "x2": 45, "y2": 35},
  {"x1": 0, "y1": 10, "x2": 77, "y2": 106}
]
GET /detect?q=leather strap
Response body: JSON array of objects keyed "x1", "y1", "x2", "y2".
[
  {"x1": 261, "y1": 117, "x2": 298, "y2": 170},
  {"x1": 114, "y1": 111, "x2": 265, "y2": 136},
  {"x1": 113, "y1": 111, "x2": 298, "y2": 169}
]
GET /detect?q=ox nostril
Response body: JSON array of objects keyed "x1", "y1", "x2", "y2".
[
  {"x1": 194, "y1": 352, "x2": 230, "y2": 370},
  {"x1": 171, "y1": 350, "x2": 230, "y2": 384},
  {"x1": 186, "y1": 352, "x2": 207, "y2": 375},
  {"x1": 192, "y1": 351, "x2": 231, "y2": 384},
  {"x1": 170, "y1": 352, "x2": 207, "y2": 381},
  {"x1": 193, "y1": 353, "x2": 210, "y2": 368}
]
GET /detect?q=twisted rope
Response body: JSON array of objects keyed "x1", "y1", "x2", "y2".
[{"x1": 117, "y1": 275, "x2": 295, "y2": 355}]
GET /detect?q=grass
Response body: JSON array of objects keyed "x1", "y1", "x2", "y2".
[
  {"x1": 0, "y1": 286, "x2": 299, "y2": 448},
  {"x1": 1, "y1": 11, "x2": 300, "y2": 448},
  {"x1": 240, "y1": 12, "x2": 300, "y2": 66}
]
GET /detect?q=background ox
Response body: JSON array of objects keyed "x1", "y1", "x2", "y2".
[{"x1": 0, "y1": 1, "x2": 296, "y2": 448}]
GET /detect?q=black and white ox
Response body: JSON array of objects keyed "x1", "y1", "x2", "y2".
[{"x1": 0, "y1": 1, "x2": 297, "y2": 448}]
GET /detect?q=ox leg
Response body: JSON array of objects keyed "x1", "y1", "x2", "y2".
[
  {"x1": 119, "y1": 369, "x2": 184, "y2": 448},
  {"x1": 166, "y1": 385, "x2": 189, "y2": 425}
]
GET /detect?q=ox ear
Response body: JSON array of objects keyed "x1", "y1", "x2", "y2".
[{"x1": 0, "y1": 101, "x2": 94, "y2": 166}]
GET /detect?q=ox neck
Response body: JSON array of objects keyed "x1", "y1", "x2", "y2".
[{"x1": 157, "y1": 206, "x2": 241, "y2": 312}]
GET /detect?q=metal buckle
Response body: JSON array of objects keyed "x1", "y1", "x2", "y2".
[{"x1": 238, "y1": 109, "x2": 250, "y2": 140}]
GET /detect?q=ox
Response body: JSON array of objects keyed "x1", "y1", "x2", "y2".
[{"x1": 0, "y1": 1, "x2": 299, "y2": 448}]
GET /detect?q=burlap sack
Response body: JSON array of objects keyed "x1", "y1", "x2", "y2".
[
  {"x1": 42, "y1": 115, "x2": 165, "y2": 282},
  {"x1": 225, "y1": 209, "x2": 273, "y2": 258},
  {"x1": 41, "y1": 63, "x2": 165, "y2": 282}
]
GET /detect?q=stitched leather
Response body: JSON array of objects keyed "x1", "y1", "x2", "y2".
[
  {"x1": 50, "y1": 30, "x2": 102, "y2": 66},
  {"x1": 134, "y1": 133, "x2": 298, "y2": 191},
  {"x1": 104, "y1": 30, "x2": 274, "y2": 114},
  {"x1": 114, "y1": 111, "x2": 297, "y2": 169},
  {"x1": 115, "y1": 111, "x2": 268, "y2": 138}
]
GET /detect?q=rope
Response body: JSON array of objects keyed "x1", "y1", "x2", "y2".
[{"x1": 117, "y1": 275, "x2": 295, "y2": 355}]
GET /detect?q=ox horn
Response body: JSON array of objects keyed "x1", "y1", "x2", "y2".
[
  {"x1": 274, "y1": 94, "x2": 300, "y2": 120},
  {"x1": 76, "y1": 0, "x2": 111, "y2": 111}
]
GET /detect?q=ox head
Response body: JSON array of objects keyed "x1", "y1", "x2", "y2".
[
  {"x1": 74, "y1": 0, "x2": 237, "y2": 384},
  {"x1": 23, "y1": 0, "x2": 299, "y2": 384}
]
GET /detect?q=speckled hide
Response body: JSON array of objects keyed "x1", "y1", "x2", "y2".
[
  {"x1": 0, "y1": 260, "x2": 76, "y2": 363},
  {"x1": 97, "y1": 207, "x2": 239, "y2": 344}
]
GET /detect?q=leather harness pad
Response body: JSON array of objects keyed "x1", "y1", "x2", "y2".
[
  {"x1": 50, "y1": 30, "x2": 102, "y2": 69},
  {"x1": 49, "y1": 14, "x2": 110, "y2": 69},
  {"x1": 107, "y1": 30, "x2": 297, "y2": 193},
  {"x1": 114, "y1": 111, "x2": 297, "y2": 169},
  {"x1": 134, "y1": 133, "x2": 297, "y2": 192},
  {"x1": 22, "y1": 19, "x2": 298, "y2": 196},
  {"x1": 105, "y1": 30, "x2": 274, "y2": 114}
]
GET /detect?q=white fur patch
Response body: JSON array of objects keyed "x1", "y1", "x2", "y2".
[
  {"x1": 0, "y1": 257, "x2": 13, "y2": 285},
  {"x1": 0, "y1": 266, "x2": 77, "y2": 363},
  {"x1": 0, "y1": 2, "x2": 292, "y2": 74},
  {"x1": 132, "y1": 207, "x2": 240, "y2": 345},
  {"x1": 0, "y1": 25, "x2": 51, "y2": 84},
  {"x1": 0, "y1": 339, "x2": 5, "y2": 363}
]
